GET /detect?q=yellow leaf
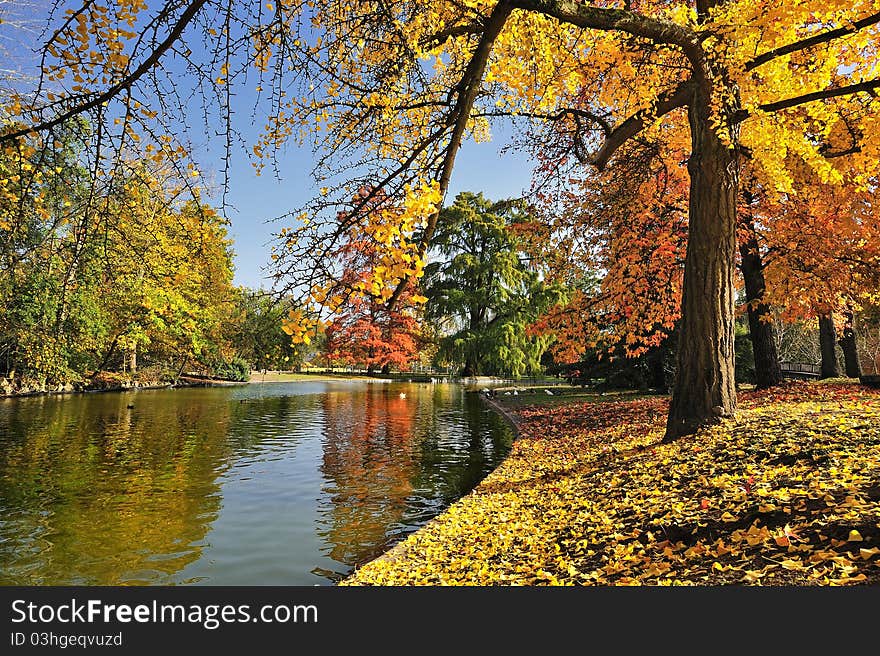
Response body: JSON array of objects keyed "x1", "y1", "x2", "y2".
[
  {"x1": 847, "y1": 530, "x2": 863, "y2": 542},
  {"x1": 859, "y1": 547, "x2": 879, "y2": 560}
]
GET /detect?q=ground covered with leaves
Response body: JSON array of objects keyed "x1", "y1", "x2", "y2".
[{"x1": 343, "y1": 382, "x2": 880, "y2": 585}]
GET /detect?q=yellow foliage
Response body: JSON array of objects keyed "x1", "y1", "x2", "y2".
[{"x1": 344, "y1": 383, "x2": 880, "y2": 586}]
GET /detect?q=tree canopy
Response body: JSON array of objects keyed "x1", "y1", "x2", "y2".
[
  {"x1": 2, "y1": 0, "x2": 879, "y2": 437},
  {"x1": 423, "y1": 191, "x2": 563, "y2": 377}
]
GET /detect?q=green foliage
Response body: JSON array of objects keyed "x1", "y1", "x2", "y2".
[
  {"x1": 0, "y1": 124, "x2": 237, "y2": 385},
  {"x1": 422, "y1": 192, "x2": 565, "y2": 377},
  {"x1": 223, "y1": 288, "x2": 317, "y2": 371},
  {"x1": 205, "y1": 355, "x2": 250, "y2": 382}
]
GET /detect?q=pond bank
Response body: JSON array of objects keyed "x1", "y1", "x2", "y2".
[
  {"x1": 342, "y1": 381, "x2": 880, "y2": 585},
  {"x1": 0, "y1": 373, "x2": 246, "y2": 399}
]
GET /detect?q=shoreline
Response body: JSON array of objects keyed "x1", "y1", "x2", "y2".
[
  {"x1": 341, "y1": 380, "x2": 880, "y2": 585},
  {"x1": 0, "y1": 370, "x2": 481, "y2": 399},
  {"x1": 334, "y1": 389, "x2": 526, "y2": 583},
  {"x1": 478, "y1": 392, "x2": 524, "y2": 437},
  {"x1": 0, "y1": 375, "x2": 248, "y2": 400}
]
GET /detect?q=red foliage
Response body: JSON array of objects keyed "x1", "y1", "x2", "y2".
[{"x1": 324, "y1": 235, "x2": 421, "y2": 372}]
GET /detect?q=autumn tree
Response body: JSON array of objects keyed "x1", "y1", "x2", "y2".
[
  {"x1": 4, "y1": 2, "x2": 880, "y2": 439},
  {"x1": 0, "y1": 118, "x2": 96, "y2": 381},
  {"x1": 321, "y1": 236, "x2": 421, "y2": 374},
  {"x1": 0, "y1": 129, "x2": 236, "y2": 385},
  {"x1": 756, "y1": 171, "x2": 880, "y2": 379},
  {"x1": 325, "y1": 293, "x2": 421, "y2": 374},
  {"x1": 94, "y1": 169, "x2": 235, "y2": 377},
  {"x1": 422, "y1": 192, "x2": 563, "y2": 377},
  {"x1": 528, "y1": 139, "x2": 688, "y2": 368}
]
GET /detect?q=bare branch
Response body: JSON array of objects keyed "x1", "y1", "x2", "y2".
[
  {"x1": 473, "y1": 107, "x2": 613, "y2": 135},
  {"x1": 0, "y1": 0, "x2": 208, "y2": 144},
  {"x1": 733, "y1": 77, "x2": 880, "y2": 122}
]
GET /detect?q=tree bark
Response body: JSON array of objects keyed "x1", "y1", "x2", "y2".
[
  {"x1": 665, "y1": 89, "x2": 738, "y2": 441},
  {"x1": 839, "y1": 311, "x2": 862, "y2": 378},
  {"x1": 818, "y1": 313, "x2": 840, "y2": 379},
  {"x1": 738, "y1": 227, "x2": 782, "y2": 389}
]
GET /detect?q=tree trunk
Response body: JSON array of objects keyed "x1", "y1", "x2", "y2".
[
  {"x1": 461, "y1": 360, "x2": 476, "y2": 378},
  {"x1": 738, "y1": 228, "x2": 782, "y2": 389},
  {"x1": 381, "y1": 363, "x2": 390, "y2": 375},
  {"x1": 175, "y1": 355, "x2": 188, "y2": 383},
  {"x1": 818, "y1": 313, "x2": 840, "y2": 379},
  {"x1": 129, "y1": 347, "x2": 137, "y2": 374},
  {"x1": 92, "y1": 335, "x2": 119, "y2": 378},
  {"x1": 665, "y1": 91, "x2": 738, "y2": 441},
  {"x1": 838, "y1": 311, "x2": 861, "y2": 378},
  {"x1": 646, "y1": 346, "x2": 667, "y2": 392}
]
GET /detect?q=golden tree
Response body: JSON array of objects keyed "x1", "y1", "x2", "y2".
[{"x1": 2, "y1": 1, "x2": 879, "y2": 438}]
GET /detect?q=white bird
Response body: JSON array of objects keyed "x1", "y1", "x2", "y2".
[
  {"x1": 512, "y1": 390, "x2": 518, "y2": 396},
  {"x1": 504, "y1": 391, "x2": 511, "y2": 396},
  {"x1": 399, "y1": 392, "x2": 406, "y2": 399},
  {"x1": 545, "y1": 389, "x2": 554, "y2": 395}
]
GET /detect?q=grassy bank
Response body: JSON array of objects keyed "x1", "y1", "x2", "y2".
[{"x1": 343, "y1": 381, "x2": 880, "y2": 585}]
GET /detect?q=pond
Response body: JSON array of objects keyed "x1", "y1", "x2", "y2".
[{"x1": 0, "y1": 381, "x2": 513, "y2": 585}]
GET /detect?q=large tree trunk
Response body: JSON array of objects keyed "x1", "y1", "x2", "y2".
[
  {"x1": 818, "y1": 313, "x2": 840, "y2": 379},
  {"x1": 838, "y1": 311, "x2": 861, "y2": 378},
  {"x1": 738, "y1": 226, "x2": 782, "y2": 389},
  {"x1": 665, "y1": 91, "x2": 738, "y2": 441}
]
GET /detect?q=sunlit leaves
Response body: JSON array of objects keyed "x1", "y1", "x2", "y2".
[{"x1": 344, "y1": 382, "x2": 880, "y2": 585}]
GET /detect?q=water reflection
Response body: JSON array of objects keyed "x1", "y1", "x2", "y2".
[
  {"x1": 0, "y1": 382, "x2": 512, "y2": 585},
  {"x1": 0, "y1": 391, "x2": 232, "y2": 585},
  {"x1": 317, "y1": 384, "x2": 513, "y2": 577}
]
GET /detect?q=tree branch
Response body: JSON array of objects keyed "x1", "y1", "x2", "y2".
[
  {"x1": 0, "y1": 0, "x2": 209, "y2": 144},
  {"x1": 733, "y1": 78, "x2": 880, "y2": 121},
  {"x1": 422, "y1": 22, "x2": 485, "y2": 49},
  {"x1": 473, "y1": 107, "x2": 613, "y2": 135},
  {"x1": 746, "y1": 12, "x2": 880, "y2": 71},
  {"x1": 591, "y1": 81, "x2": 693, "y2": 170},
  {"x1": 387, "y1": 1, "x2": 514, "y2": 309},
  {"x1": 509, "y1": 0, "x2": 700, "y2": 62}
]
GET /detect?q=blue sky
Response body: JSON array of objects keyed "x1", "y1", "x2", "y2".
[
  {"x1": 218, "y1": 123, "x2": 534, "y2": 290},
  {"x1": 1, "y1": 3, "x2": 536, "y2": 290}
]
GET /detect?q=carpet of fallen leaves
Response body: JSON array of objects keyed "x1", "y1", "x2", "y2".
[{"x1": 342, "y1": 382, "x2": 880, "y2": 585}]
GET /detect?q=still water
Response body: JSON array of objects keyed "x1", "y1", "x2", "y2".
[{"x1": 0, "y1": 381, "x2": 512, "y2": 585}]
